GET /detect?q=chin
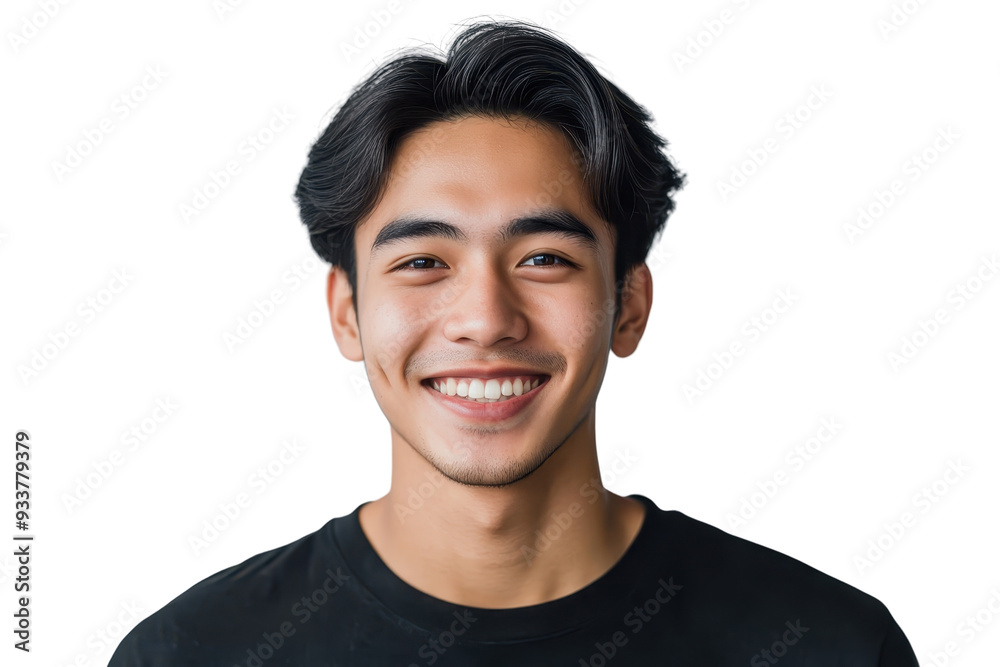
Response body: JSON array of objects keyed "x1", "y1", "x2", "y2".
[{"x1": 422, "y1": 439, "x2": 559, "y2": 488}]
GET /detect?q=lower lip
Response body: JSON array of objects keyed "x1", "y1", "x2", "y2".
[{"x1": 422, "y1": 378, "x2": 548, "y2": 422}]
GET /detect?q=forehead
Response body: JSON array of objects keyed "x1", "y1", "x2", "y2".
[
  {"x1": 392, "y1": 114, "x2": 577, "y2": 178},
  {"x1": 356, "y1": 115, "x2": 613, "y2": 253}
]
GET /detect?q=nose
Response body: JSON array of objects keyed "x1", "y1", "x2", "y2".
[{"x1": 440, "y1": 263, "x2": 529, "y2": 347}]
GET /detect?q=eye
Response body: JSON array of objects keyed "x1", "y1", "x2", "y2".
[
  {"x1": 522, "y1": 253, "x2": 577, "y2": 269},
  {"x1": 392, "y1": 257, "x2": 447, "y2": 272}
]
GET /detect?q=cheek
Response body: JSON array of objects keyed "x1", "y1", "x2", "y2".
[
  {"x1": 560, "y1": 293, "x2": 617, "y2": 355},
  {"x1": 553, "y1": 284, "x2": 615, "y2": 354},
  {"x1": 365, "y1": 295, "x2": 430, "y2": 374}
]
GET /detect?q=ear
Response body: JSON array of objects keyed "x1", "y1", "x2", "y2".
[
  {"x1": 326, "y1": 266, "x2": 364, "y2": 362},
  {"x1": 610, "y1": 262, "x2": 653, "y2": 358}
]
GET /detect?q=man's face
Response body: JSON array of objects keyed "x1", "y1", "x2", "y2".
[{"x1": 335, "y1": 114, "x2": 635, "y2": 487}]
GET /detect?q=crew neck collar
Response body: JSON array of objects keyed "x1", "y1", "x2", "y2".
[{"x1": 331, "y1": 493, "x2": 664, "y2": 643}]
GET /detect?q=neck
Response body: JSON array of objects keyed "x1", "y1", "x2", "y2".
[{"x1": 358, "y1": 415, "x2": 646, "y2": 608}]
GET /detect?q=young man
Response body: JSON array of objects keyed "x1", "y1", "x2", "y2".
[{"x1": 111, "y1": 20, "x2": 918, "y2": 665}]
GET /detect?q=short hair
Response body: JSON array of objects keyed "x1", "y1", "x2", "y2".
[{"x1": 294, "y1": 18, "x2": 685, "y2": 324}]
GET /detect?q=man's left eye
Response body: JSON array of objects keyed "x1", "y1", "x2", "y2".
[{"x1": 522, "y1": 254, "x2": 575, "y2": 268}]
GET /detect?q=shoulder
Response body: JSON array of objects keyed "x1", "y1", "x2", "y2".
[
  {"x1": 657, "y1": 509, "x2": 890, "y2": 614},
  {"x1": 109, "y1": 518, "x2": 343, "y2": 665},
  {"x1": 645, "y1": 507, "x2": 916, "y2": 663},
  {"x1": 656, "y1": 510, "x2": 878, "y2": 599}
]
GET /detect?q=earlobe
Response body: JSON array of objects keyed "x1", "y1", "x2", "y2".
[
  {"x1": 610, "y1": 263, "x2": 653, "y2": 358},
  {"x1": 326, "y1": 267, "x2": 364, "y2": 362}
]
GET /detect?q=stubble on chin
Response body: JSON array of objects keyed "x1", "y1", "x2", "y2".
[{"x1": 417, "y1": 434, "x2": 563, "y2": 488}]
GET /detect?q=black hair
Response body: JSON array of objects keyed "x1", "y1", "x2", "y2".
[{"x1": 294, "y1": 18, "x2": 685, "y2": 325}]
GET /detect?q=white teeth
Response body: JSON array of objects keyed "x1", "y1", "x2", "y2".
[
  {"x1": 430, "y1": 374, "x2": 545, "y2": 402},
  {"x1": 468, "y1": 379, "x2": 485, "y2": 399},
  {"x1": 484, "y1": 379, "x2": 501, "y2": 399}
]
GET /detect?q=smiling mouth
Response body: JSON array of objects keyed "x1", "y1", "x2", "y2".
[{"x1": 421, "y1": 375, "x2": 549, "y2": 403}]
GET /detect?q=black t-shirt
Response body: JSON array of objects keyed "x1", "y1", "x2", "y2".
[{"x1": 109, "y1": 494, "x2": 918, "y2": 665}]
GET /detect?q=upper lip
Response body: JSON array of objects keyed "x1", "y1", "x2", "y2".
[{"x1": 422, "y1": 367, "x2": 551, "y2": 382}]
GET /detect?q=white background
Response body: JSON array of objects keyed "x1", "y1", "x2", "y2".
[{"x1": 2, "y1": 0, "x2": 998, "y2": 664}]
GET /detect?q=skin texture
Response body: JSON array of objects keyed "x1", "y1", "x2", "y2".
[{"x1": 326, "y1": 114, "x2": 653, "y2": 609}]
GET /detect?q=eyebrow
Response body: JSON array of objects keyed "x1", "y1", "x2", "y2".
[{"x1": 369, "y1": 209, "x2": 601, "y2": 259}]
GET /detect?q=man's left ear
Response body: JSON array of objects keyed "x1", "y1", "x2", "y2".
[{"x1": 610, "y1": 262, "x2": 653, "y2": 358}]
